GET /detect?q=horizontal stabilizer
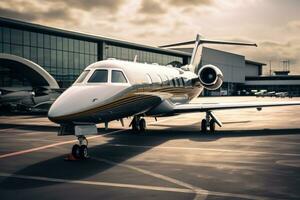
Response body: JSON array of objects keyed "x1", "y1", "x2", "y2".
[
  {"x1": 199, "y1": 39, "x2": 257, "y2": 47},
  {"x1": 159, "y1": 38, "x2": 257, "y2": 48},
  {"x1": 159, "y1": 40, "x2": 195, "y2": 48}
]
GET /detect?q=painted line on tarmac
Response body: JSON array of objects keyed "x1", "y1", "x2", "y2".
[
  {"x1": 92, "y1": 157, "x2": 208, "y2": 200},
  {"x1": 0, "y1": 129, "x2": 125, "y2": 159},
  {"x1": 106, "y1": 144, "x2": 300, "y2": 157},
  {"x1": 92, "y1": 158, "x2": 280, "y2": 200},
  {"x1": 0, "y1": 115, "x2": 181, "y2": 159},
  {"x1": 0, "y1": 172, "x2": 193, "y2": 194},
  {"x1": 0, "y1": 171, "x2": 277, "y2": 200},
  {"x1": 0, "y1": 126, "x2": 28, "y2": 133}
]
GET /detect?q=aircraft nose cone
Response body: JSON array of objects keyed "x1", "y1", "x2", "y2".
[
  {"x1": 48, "y1": 84, "x2": 130, "y2": 124},
  {"x1": 48, "y1": 101, "x2": 62, "y2": 123}
]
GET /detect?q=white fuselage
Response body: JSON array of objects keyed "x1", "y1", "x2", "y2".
[{"x1": 48, "y1": 59, "x2": 203, "y2": 124}]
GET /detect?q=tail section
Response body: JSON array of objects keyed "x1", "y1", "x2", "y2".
[{"x1": 159, "y1": 34, "x2": 257, "y2": 73}]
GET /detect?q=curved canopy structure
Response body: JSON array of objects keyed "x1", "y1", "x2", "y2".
[{"x1": 0, "y1": 53, "x2": 59, "y2": 89}]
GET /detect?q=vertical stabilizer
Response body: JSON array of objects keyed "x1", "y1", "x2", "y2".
[
  {"x1": 159, "y1": 35, "x2": 257, "y2": 74},
  {"x1": 189, "y1": 34, "x2": 202, "y2": 73}
]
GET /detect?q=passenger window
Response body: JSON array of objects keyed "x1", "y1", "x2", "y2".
[
  {"x1": 112, "y1": 70, "x2": 127, "y2": 83},
  {"x1": 88, "y1": 69, "x2": 108, "y2": 83},
  {"x1": 75, "y1": 70, "x2": 90, "y2": 83}
]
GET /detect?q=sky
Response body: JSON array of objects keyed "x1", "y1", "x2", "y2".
[{"x1": 1, "y1": 0, "x2": 300, "y2": 74}]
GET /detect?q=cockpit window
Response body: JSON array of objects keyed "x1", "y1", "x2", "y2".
[
  {"x1": 88, "y1": 69, "x2": 108, "y2": 83},
  {"x1": 75, "y1": 70, "x2": 90, "y2": 83},
  {"x1": 111, "y1": 70, "x2": 127, "y2": 83}
]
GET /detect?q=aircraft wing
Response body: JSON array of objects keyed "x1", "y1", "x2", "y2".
[{"x1": 173, "y1": 101, "x2": 300, "y2": 113}]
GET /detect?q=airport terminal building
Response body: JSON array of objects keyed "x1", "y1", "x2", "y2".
[
  {"x1": 1, "y1": 17, "x2": 299, "y2": 96},
  {"x1": 0, "y1": 17, "x2": 189, "y2": 88}
]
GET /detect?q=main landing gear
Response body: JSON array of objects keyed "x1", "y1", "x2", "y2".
[
  {"x1": 130, "y1": 116, "x2": 146, "y2": 132},
  {"x1": 201, "y1": 111, "x2": 222, "y2": 133},
  {"x1": 71, "y1": 135, "x2": 89, "y2": 159}
]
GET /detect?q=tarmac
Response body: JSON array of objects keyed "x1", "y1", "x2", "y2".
[{"x1": 0, "y1": 96, "x2": 300, "y2": 200}]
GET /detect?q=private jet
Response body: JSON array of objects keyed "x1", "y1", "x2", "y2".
[
  {"x1": 266, "y1": 91, "x2": 276, "y2": 97},
  {"x1": 275, "y1": 92, "x2": 290, "y2": 98},
  {"x1": 0, "y1": 86, "x2": 60, "y2": 112},
  {"x1": 48, "y1": 34, "x2": 300, "y2": 159},
  {"x1": 254, "y1": 90, "x2": 267, "y2": 97}
]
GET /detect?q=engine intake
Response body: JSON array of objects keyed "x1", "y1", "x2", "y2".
[{"x1": 198, "y1": 64, "x2": 223, "y2": 90}]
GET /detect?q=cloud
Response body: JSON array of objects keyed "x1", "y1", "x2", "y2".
[
  {"x1": 168, "y1": 0, "x2": 214, "y2": 6},
  {"x1": 0, "y1": 8, "x2": 37, "y2": 21},
  {"x1": 138, "y1": 0, "x2": 165, "y2": 14},
  {"x1": 50, "y1": 0, "x2": 125, "y2": 12},
  {"x1": 129, "y1": 15, "x2": 160, "y2": 25},
  {"x1": 0, "y1": 0, "x2": 300, "y2": 74},
  {"x1": 239, "y1": 39, "x2": 300, "y2": 74},
  {"x1": 259, "y1": 40, "x2": 299, "y2": 61},
  {"x1": 0, "y1": 3, "x2": 74, "y2": 23},
  {"x1": 287, "y1": 20, "x2": 300, "y2": 30},
  {"x1": 0, "y1": 0, "x2": 126, "y2": 24}
]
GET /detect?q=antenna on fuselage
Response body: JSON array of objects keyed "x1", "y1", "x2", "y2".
[
  {"x1": 133, "y1": 55, "x2": 138, "y2": 63},
  {"x1": 159, "y1": 34, "x2": 257, "y2": 73}
]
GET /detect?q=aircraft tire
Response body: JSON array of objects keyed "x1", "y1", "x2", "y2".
[
  {"x1": 132, "y1": 120, "x2": 139, "y2": 131},
  {"x1": 79, "y1": 145, "x2": 88, "y2": 159},
  {"x1": 201, "y1": 119, "x2": 207, "y2": 133},
  {"x1": 72, "y1": 144, "x2": 80, "y2": 159},
  {"x1": 139, "y1": 118, "x2": 146, "y2": 132},
  {"x1": 209, "y1": 120, "x2": 215, "y2": 133}
]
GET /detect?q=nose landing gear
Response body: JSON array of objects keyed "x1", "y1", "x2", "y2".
[{"x1": 71, "y1": 136, "x2": 89, "y2": 159}]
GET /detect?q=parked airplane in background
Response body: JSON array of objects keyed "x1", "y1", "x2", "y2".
[
  {"x1": 266, "y1": 91, "x2": 276, "y2": 97},
  {"x1": 275, "y1": 92, "x2": 290, "y2": 98},
  {"x1": 254, "y1": 90, "x2": 267, "y2": 97},
  {"x1": 0, "y1": 86, "x2": 61, "y2": 113},
  {"x1": 253, "y1": 90, "x2": 290, "y2": 98},
  {"x1": 48, "y1": 34, "x2": 300, "y2": 159}
]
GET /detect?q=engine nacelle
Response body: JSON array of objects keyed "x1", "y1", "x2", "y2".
[{"x1": 198, "y1": 64, "x2": 223, "y2": 90}]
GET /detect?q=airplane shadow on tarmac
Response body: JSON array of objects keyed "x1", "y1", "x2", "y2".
[
  {"x1": 0, "y1": 123, "x2": 59, "y2": 132},
  {"x1": 1, "y1": 121, "x2": 300, "y2": 190}
]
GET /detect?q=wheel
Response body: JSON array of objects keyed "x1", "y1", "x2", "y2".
[
  {"x1": 72, "y1": 144, "x2": 80, "y2": 159},
  {"x1": 139, "y1": 118, "x2": 146, "y2": 132},
  {"x1": 132, "y1": 119, "x2": 138, "y2": 131},
  {"x1": 201, "y1": 119, "x2": 207, "y2": 133},
  {"x1": 79, "y1": 145, "x2": 88, "y2": 159},
  {"x1": 209, "y1": 120, "x2": 215, "y2": 133}
]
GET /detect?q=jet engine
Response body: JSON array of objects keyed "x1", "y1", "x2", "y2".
[{"x1": 198, "y1": 64, "x2": 223, "y2": 90}]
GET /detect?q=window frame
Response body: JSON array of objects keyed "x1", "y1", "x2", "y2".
[
  {"x1": 87, "y1": 69, "x2": 109, "y2": 83},
  {"x1": 74, "y1": 70, "x2": 90, "y2": 83},
  {"x1": 111, "y1": 70, "x2": 128, "y2": 84},
  {"x1": 74, "y1": 68, "x2": 130, "y2": 85},
  {"x1": 109, "y1": 68, "x2": 130, "y2": 85}
]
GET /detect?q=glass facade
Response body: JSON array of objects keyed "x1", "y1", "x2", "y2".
[
  {"x1": 0, "y1": 26, "x2": 97, "y2": 87},
  {"x1": 105, "y1": 44, "x2": 183, "y2": 65},
  {"x1": 0, "y1": 21, "x2": 188, "y2": 88}
]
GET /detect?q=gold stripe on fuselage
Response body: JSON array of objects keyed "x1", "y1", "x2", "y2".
[
  {"x1": 51, "y1": 86, "x2": 201, "y2": 122},
  {"x1": 51, "y1": 94, "x2": 157, "y2": 121}
]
